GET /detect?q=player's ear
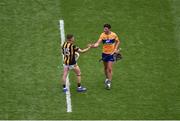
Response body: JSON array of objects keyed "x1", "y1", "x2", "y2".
[{"x1": 72, "y1": 37, "x2": 75, "y2": 41}]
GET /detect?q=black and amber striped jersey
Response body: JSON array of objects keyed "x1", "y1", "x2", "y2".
[{"x1": 62, "y1": 41, "x2": 79, "y2": 65}]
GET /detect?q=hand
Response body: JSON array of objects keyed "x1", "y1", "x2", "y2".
[
  {"x1": 87, "y1": 44, "x2": 92, "y2": 48},
  {"x1": 115, "y1": 49, "x2": 120, "y2": 53},
  {"x1": 111, "y1": 49, "x2": 119, "y2": 55},
  {"x1": 87, "y1": 43, "x2": 94, "y2": 48}
]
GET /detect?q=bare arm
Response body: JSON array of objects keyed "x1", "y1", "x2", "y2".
[
  {"x1": 111, "y1": 39, "x2": 120, "y2": 54},
  {"x1": 114, "y1": 40, "x2": 120, "y2": 51},
  {"x1": 91, "y1": 39, "x2": 102, "y2": 48},
  {"x1": 78, "y1": 46, "x2": 91, "y2": 53}
]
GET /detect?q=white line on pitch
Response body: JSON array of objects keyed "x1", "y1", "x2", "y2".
[{"x1": 59, "y1": 19, "x2": 72, "y2": 113}]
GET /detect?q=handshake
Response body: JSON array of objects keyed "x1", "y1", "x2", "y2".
[
  {"x1": 87, "y1": 43, "x2": 95, "y2": 48},
  {"x1": 85, "y1": 42, "x2": 120, "y2": 55},
  {"x1": 79, "y1": 43, "x2": 95, "y2": 53},
  {"x1": 78, "y1": 43, "x2": 97, "y2": 53}
]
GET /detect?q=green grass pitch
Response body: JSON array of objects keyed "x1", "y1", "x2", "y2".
[{"x1": 0, "y1": 0, "x2": 180, "y2": 119}]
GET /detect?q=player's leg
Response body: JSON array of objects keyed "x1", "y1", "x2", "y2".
[
  {"x1": 105, "y1": 61, "x2": 113, "y2": 89},
  {"x1": 102, "y1": 53, "x2": 108, "y2": 82},
  {"x1": 107, "y1": 61, "x2": 113, "y2": 81},
  {"x1": 73, "y1": 65, "x2": 86, "y2": 92},
  {"x1": 103, "y1": 62, "x2": 108, "y2": 79},
  {"x1": 104, "y1": 61, "x2": 109, "y2": 89},
  {"x1": 73, "y1": 65, "x2": 81, "y2": 86},
  {"x1": 62, "y1": 66, "x2": 69, "y2": 92}
]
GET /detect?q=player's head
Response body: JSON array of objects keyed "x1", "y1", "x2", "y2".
[
  {"x1": 66, "y1": 34, "x2": 74, "y2": 42},
  {"x1": 103, "y1": 24, "x2": 111, "y2": 34}
]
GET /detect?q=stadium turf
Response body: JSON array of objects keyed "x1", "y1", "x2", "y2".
[{"x1": 0, "y1": 0, "x2": 180, "y2": 119}]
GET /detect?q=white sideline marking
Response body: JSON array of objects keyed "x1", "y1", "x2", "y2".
[{"x1": 59, "y1": 20, "x2": 72, "y2": 113}]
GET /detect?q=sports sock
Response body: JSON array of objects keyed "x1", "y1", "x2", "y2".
[
  {"x1": 77, "y1": 83, "x2": 81, "y2": 88},
  {"x1": 63, "y1": 84, "x2": 66, "y2": 88}
]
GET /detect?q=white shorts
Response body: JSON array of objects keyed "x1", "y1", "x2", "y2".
[{"x1": 63, "y1": 64, "x2": 78, "y2": 70}]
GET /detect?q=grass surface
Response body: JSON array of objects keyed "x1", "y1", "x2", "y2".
[{"x1": 0, "y1": 0, "x2": 180, "y2": 119}]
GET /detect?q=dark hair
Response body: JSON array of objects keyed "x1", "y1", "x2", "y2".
[
  {"x1": 104, "y1": 24, "x2": 111, "y2": 29},
  {"x1": 66, "y1": 34, "x2": 74, "y2": 40}
]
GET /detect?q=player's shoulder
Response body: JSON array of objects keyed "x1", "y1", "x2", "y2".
[
  {"x1": 63, "y1": 41, "x2": 74, "y2": 47},
  {"x1": 100, "y1": 32, "x2": 105, "y2": 36},
  {"x1": 62, "y1": 41, "x2": 67, "y2": 47},
  {"x1": 111, "y1": 31, "x2": 118, "y2": 36}
]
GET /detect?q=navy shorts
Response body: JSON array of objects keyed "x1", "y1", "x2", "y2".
[{"x1": 102, "y1": 53, "x2": 115, "y2": 62}]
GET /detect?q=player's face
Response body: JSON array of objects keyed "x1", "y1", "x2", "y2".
[{"x1": 104, "y1": 27, "x2": 110, "y2": 34}]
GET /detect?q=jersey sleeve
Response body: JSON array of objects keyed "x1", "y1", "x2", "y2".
[
  {"x1": 73, "y1": 45, "x2": 80, "y2": 51},
  {"x1": 98, "y1": 33, "x2": 104, "y2": 41},
  {"x1": 114, "y1": 33, "x2": 120, "y2": 42}
]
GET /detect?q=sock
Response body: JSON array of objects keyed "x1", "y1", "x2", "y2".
[
  {"x1": 77, "y1": 83, "x2": 81, "y2": 88},
  {"x1": 63, "y1": 84, "x2": 66, "y2": 88}
]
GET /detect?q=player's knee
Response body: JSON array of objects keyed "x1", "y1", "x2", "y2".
[
  {"x1": 108, "y1": 68, "x2": 112, "y2": 73},
  {"x1": 77, "y1": 72, "x2": 81, "y2": 76},
  {"x1": 105, "y1": 68, "x2": 109, "y2": 73}
]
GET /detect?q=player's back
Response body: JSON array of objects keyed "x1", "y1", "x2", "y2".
[{"x1": 62, "y1": 41, "x2": 77, "y2": 65}]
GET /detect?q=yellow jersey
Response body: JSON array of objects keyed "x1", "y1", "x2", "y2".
[{"x1": 98, "y1": 32, "x2": 120, "y2": 54}]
